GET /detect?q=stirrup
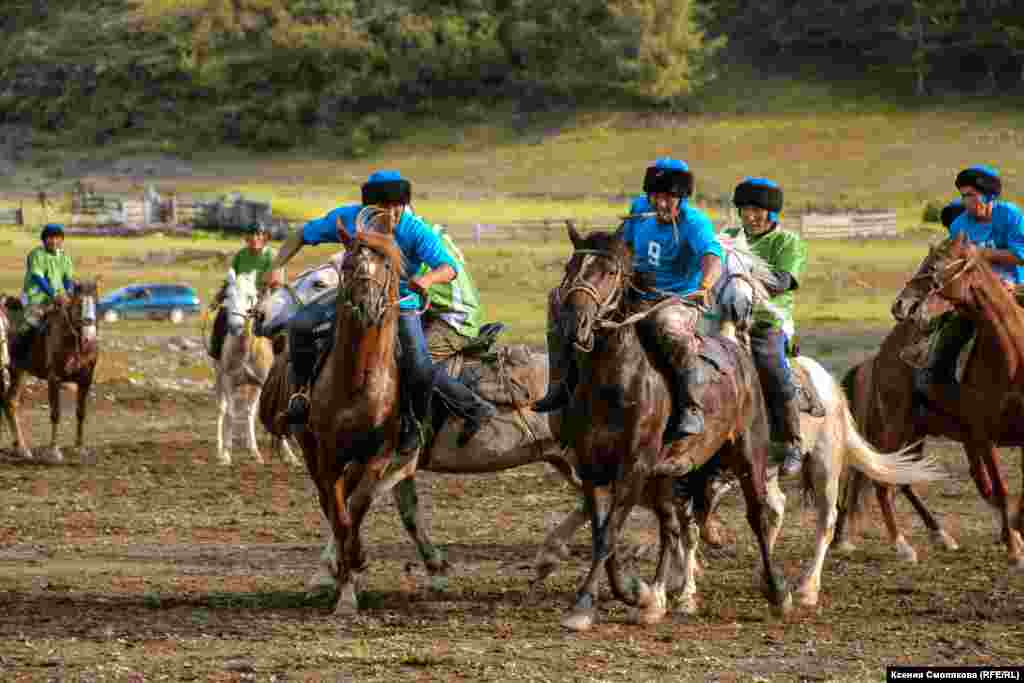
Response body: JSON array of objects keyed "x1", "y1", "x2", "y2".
[
  {"x1": 779, "y1": 446, "x2": 804, "y2": 478},
  {"x1": 286, "y1": 390, "x2": 311, "y2": 424}
]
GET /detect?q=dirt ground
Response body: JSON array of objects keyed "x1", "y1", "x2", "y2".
[{"x1": 0, "y1": 327, "x2": 1022, "y2": 682}]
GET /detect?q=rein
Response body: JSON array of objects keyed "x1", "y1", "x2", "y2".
[
  {"x1": 906, "y1": 253, "x2": 978, "y2": 304},
  {"x1": 561, "y1": 247, "x2": 704, "y2": 351},
  {"x1": 334, "y1": 243, "x2": 429, "y2": 325}
]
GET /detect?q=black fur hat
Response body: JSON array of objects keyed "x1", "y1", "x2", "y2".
[
  {"x1": 955, "y1": 166, "x2": 1001, "y2": 198},
  {"x1": 362, "y1": 170, "x2": 412, "y2": 206},
  {"x1": 643, "y1": 161, "x2": 694, "y2": 197},
  {"x1": 733, "y1": 179, "x2": 784, "y2": 212}
]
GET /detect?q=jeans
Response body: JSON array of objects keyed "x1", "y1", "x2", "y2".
[{"x1": 750, "y1": 325, "x2": 796, "y2": 434}]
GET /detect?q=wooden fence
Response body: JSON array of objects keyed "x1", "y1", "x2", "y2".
[
  {"x1": 0, "y1": 204, "x2": 24, "y2": 225},
  {"x1": 460, "y1": 211, "x2": 898, "y2": 242},
  {"x1": 796, "y1": 211, "x2": 898, "y2": 239}
]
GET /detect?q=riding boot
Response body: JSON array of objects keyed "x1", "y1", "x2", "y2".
[
  {"x1": 285, "y1": 345, "x2": 316, "y2": 432},
  {"x1": 914, "y1": 316, "x2": 974, "y2": 414},
  {"x1": 665, "y1": 358, "x2": 707, "y2": 442},
  {"x1": 435, "y1": 372, "x2": 497, "y2": 447},
  {"x1": 533, "y1": 330, "x2": 578, "y2": 413},
  {"x1": 777, "y1": 397, "x2": 805, "y2": 478}
]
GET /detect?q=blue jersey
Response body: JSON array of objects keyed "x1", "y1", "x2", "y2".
[
  {"x1": 301, "y1": 205, "x2": 459, "y2": 310},
  {"x1": 948, "y1": 200, "x2": 1024, "y2": 284},
  {"x1": 621, "y1": 197, "x2": 722, "y2": 298}
]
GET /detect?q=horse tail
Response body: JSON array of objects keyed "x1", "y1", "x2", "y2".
[{"x1": 840, "y1": 394, "x2": 946, "y2": 485}]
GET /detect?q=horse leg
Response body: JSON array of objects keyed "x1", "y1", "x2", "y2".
[
  {"x1": 42, "y1": 374, "x2": 64, "y2": 464},
  {"x1": 533, "y1": 503, "x2": 588, "y2": 587},
  {"x1": 246, "y1": 387, "x2": 265, "y2": 464},
  {"x1": 74, "y1": 373, "x2": 95, "y2": 464},
  {"x1": 832, "y1": 468, "x2": 868, "y2": 554},
  {"x1": 627, "y1": 478, "x2": 676, "y2": 626},
  {"x1": 392, "y1": 477, "x2": 450, "y2": 591},
  {"x1": 1015, "y1": 448, "x2": 1024, "y2": 569},
  {"x1": 329, "y1": 463, "x2": 360, "y2": 616},
  {"x1": 215, "y1": 375, "x2": 233, "y2": 465},
  {"x1": 3, "y1": 371, "x2": 32, "y2": 460},
  {"x1": 972, "y1": 441, "x2": 1021, "y2": 567},
  {"x1": 962, "y1": 446, "x2": 1005, "y2": 544},
  {"x1": 875, "y1": 483, "x2": 917, "y2": 562},
  {"x1": 669, "y1": 507, "x2": 701, "y2": 615},
  {"x1": 562, "y1": 481, "x2": 612, "y2": 632},
  {"x1": 901, "y1": 485, "x2": 959, "y2": 551},
  {"x1": 797, "y1": 440, "x2": 838, "y2": 607},
  {"x1": 733, "y1": 439, "x2": 792, "y2": 616}
]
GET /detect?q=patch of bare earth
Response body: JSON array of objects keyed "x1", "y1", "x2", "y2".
[{"x1": 0, "y1": 333, "x2": 1021, "y2": 681}]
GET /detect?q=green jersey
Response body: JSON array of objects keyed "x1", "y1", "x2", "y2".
[
  {"x1": 417, "y1": 225, "x2": 482, "y2": 338},
  {"x1": 725, "y1": 227, "x2": 807, "y2": 333},
  {"x1": 22, "y1": 246, "x2": 75, "y2": 306},
  {"x1": 230, "y1": 246, "x2": 275, "y2": 287}
]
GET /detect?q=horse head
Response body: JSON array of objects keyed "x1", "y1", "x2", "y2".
[
  {"x1": 223, "y1": 272, "x2": 261, "y2": 337},
  {"x1": 337, "y1": 218, "x2": 406, "y2": 327},
  {"x1": 557, "y1": 222, "x2": 634, "y2": 352},
  {"x1": 891, "y1": 233, "x2": 978, "y2": 330},
  {"x1": 706, "y1": 233, "x2": 773, "y2": 345},
  {"x1": 255, "y1": 264, "x2": 340, "y2": 338},
  {"x1": 67, "y1": 279, "x2": 99, "y2": 344}
]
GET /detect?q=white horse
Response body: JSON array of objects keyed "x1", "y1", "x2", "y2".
[
  {"x1": 212, "y1": 272, "x2": 298, "y2": 466},
  {"x1": 701, "y1": 233, "x2": 949, "y2": 605}
]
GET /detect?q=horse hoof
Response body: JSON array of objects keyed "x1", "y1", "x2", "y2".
[
  {"x1": 673, "y1": 594, "x2": 699, "y2": 616},
  {"x1": 533, "y1": 551, "x2": 562, "y2": 583},
  {"x1": 895, "y1": 538, "x2": 918, "y2": 564},
  {"x1": 305, "y1": 568, "x2": 338, "y2": 595},
  {"x1": 78, "y1": 448, "x2": 96, "y2": 465},
  {"x1": 561, "y1": 608, "x2": 596, "y2": 632},
  {"x1": 333, "y1": 583, "x2": 359, "y2": 616},
  {"x1": 770, "y1": 591, "x2": 794, "y2": 618},
  {"x1": 11, "y1": 447, "x2": 33, "y2": 462},
  {"x1": 216, "y1": 451, "x2": 232, "y2": 466},
  {"x1": 628, "y1": 605, "x2": 667, "y2": 626},
  {"x1": 797, "y1": 589, "x2": 820, "y2": 608},
  {"x1": 250, "y1": 451, "x2": 265, "y2": 465},
  {"x1": 933, "y1": 530, "x2": 960, "y2": 552},
  {"x1": 40, "y1": 448, "x2": 63, "y2": 465}
]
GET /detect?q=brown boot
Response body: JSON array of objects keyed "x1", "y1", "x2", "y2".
[{"x1": 777, "y1": 397, "x2": 804, "y2": 478}]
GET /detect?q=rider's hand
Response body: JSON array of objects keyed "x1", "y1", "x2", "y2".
[
  {"x1": 685, "y1": 287, "x2": 711, "y2": 309},
  {"x1": 266, "y1": 272, "x2": 283, "y2": 289},
  {"x1": 54, "y1": 292, "x2": 70, "y2": 307},
  {"x1": 409, "y1": 277, "x2": 429, "y2": 297}
]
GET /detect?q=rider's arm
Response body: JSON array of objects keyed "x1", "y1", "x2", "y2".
[
  {"x1": 765, "y1": 232, "x2": 808, "y2": 295},
  {"x1": 981, "y1": 209, "x2": 1024, "y2": 267},
  {"x1": 698, "y1": 253, "x2": 722, "y2": 292},
  {"x1": 31, "y1": 274, "x2": 55, "y2": 298},
  {"x1": 406, "y1": 217, "x2": 459, "y2": 293},
  {"x1": 270, "y1": 231, "x2": 304, "y2": 271}
]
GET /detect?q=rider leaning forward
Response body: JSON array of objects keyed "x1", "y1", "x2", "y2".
[
  {"x1": 914, "y1": 165, "x2": 1024, "y2": 399},
  {"x1": 268, "y1": 170, "x2": 496, "y2": 451},
  {"x1": 725, "y1": 178, "x2": 808, "y2": 477},
  {"x1": 209, "y1": 222, "x2": 281, "y2": 360},
  {"x1": 535, "y1": 157, "x2": 723, "y2": 442},
  {"x1": 13, "y1": 223, "x2": 76, "y2": 364}
]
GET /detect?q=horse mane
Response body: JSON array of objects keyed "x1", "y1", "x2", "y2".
[{"x1": 578, "y1": 229, "x2": 634, "y2": 275}]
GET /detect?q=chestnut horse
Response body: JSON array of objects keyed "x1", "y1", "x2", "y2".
[
  {"x1": 297, "y1": 227, "x2": 424, "y2": 615},
  {"x1": 841, "y1": 233, "x2": 1024, "y2": 568},
  {"x1": 1, "y1": 282, "x2": 100, "y2": 464},
  {"x1": 555, "y1": 226, "x2": 791, "y2": 631}
]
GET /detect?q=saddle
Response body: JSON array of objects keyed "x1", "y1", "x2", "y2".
[{"x1": 439, "y1": 323, "x2": 545, "y2": 407}]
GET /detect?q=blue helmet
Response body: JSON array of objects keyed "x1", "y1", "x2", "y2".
[
  {"x1": 643, "y1": 158, "x2": 693, "y2": 197},
  {"x1": 40, "y1": 223, "x2": 65, "y2": 241},
  {"x1": 362, "y1": 170, "x2": 411, "y2": 206}
]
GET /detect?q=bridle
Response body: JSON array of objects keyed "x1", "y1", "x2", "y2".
[
  {"x1": 560, "y1": 249, "x2": 627, "y2": 352},
  {"x1": 336, "y1": 241, "x2": 428, "y2": 326},
  {"x1": 903, "y1": 248, "x2": 979, "y2": 310}
]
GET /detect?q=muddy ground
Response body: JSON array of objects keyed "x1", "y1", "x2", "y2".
[{"x1": 0, "y1": 327, "x2": 1021, "y2": 682}]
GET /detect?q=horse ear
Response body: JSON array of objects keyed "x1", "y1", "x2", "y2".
[
  {"x1": 336, "y1": 216, "x2": 353, "y2": 249},
  {"x1": 566, "y1": 220, "x2": 583, "y2": 249}
]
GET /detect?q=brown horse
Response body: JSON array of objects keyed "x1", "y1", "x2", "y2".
[
  {"x1": 1, "y1": 282, "x2": 100, "y2": 464},
  {"x1": 555, "y1": 225, "x2": 791, "y2": 631},
  {"x1": 842, "y1": 233, "x2": 1024, "y2": 568},
  {"x1": 297, "y1": 226, "x2": 419, "y2": 615}
]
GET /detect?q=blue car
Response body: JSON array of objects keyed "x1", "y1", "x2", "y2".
[{"x1": 97, "y1": 284, "x2": 201, "y2": 324}]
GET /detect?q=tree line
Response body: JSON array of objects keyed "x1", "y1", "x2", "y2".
[{"x1": 1, "y1": 1, "x2": 1022, "y2": 151}]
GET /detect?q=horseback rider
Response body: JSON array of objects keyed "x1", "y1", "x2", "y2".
[
  {"x1": 267, "y1": 170, "x2": 496, "y2": 450},
  {"x1": 416, "y1": 224, "x2": 487, "y2": 363},
  {"x1": 535, "y1": 157, "x2": 723, "y2": 441},
  {"x1": 209, "y1": 222, "x2": 281, "y2": 360},
  {"x1": 12, "y1": 223, "x2": 76, "y2": 365},
  {"x1": 915, "y1": 165, "x2": 1024, "y2": 396},
  {"x1": 724, "y1": 178, "x2": 808, "y2": 477}
]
